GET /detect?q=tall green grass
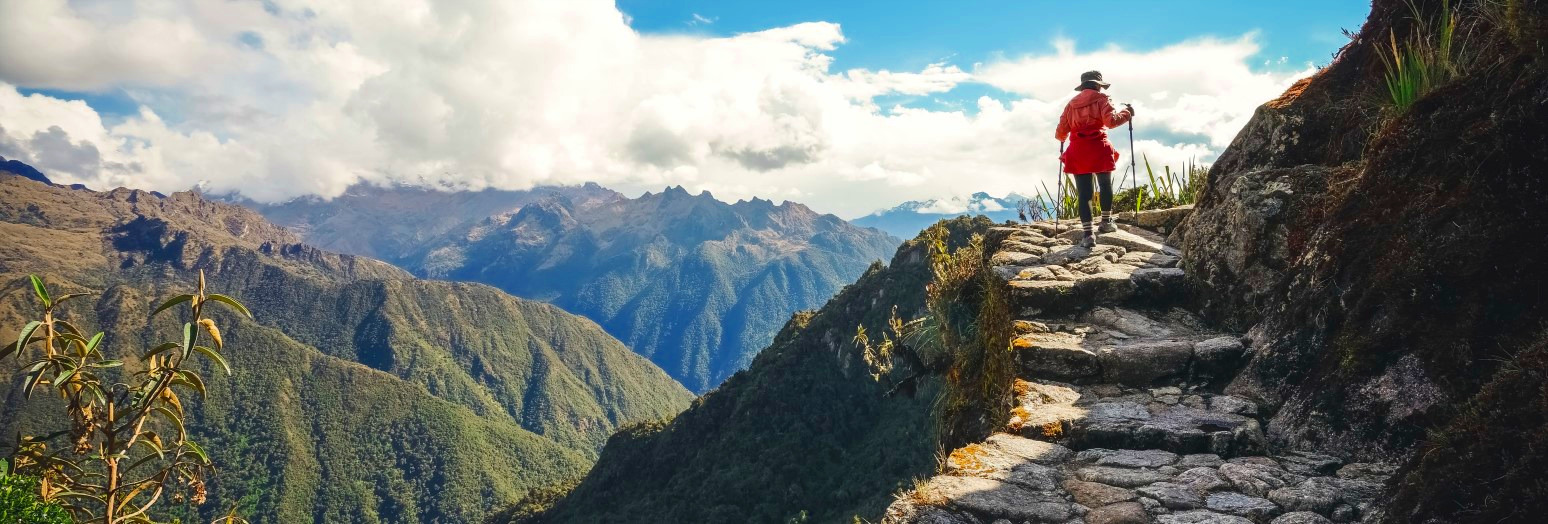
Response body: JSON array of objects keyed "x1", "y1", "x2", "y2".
[
  {"x1": 1018, "y1": 157, "x2": 1207, "y2": 222},
  {"x1": 1380, "y1": 0, "x2": 1460, "y2": 110}
]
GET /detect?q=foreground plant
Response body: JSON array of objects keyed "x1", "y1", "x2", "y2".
[{"x1": 3, "y1": 273, "x2": 250, "y2": 523}]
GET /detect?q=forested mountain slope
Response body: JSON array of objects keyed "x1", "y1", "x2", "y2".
[
  {"x1": 256, "y1": 184, "x2": 900, "y2": 392},
  {"x1": 0, "y1": 172, "x2": 693, "y2": 523}
]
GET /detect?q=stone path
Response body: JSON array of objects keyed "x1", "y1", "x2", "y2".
[{"x1": 884, "y1": 211, "x2": 1393, "y2": 524}]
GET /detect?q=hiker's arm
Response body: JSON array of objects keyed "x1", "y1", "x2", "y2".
[
  {"x1": 1105, "y1": 98, "x2": 1133, "y2": 128},
  {"x1": 1055, "y1": 107, "x2": 1071, "y2": 141}
]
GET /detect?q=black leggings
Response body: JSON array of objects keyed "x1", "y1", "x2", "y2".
[{"x1": 1074, "y1": 172, "x2": 1113, "y2": 225}]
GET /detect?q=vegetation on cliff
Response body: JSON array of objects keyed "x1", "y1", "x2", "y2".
[{"x1": 515, "y1": 216, "x2": 999, "y2": 523}]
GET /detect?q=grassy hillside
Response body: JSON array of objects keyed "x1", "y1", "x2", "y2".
[{"x1": 0, "y1": 173, "x2": 693, "y2": 522}]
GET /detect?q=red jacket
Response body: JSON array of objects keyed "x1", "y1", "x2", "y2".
[{"x1": 1056, "y1": 89, "x2": 1133, "y2": 175}]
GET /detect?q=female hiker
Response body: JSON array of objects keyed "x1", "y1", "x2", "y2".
[{"x1": 1055, "y1": 70, "x2": 1134, "y2": 247}]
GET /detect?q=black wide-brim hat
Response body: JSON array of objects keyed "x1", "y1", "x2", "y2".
[{"x1": 1075, "y1": 70, "x2": 1111, "y2": 91}]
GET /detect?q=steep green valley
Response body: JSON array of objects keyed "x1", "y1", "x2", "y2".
[
  {"x1": 255, "y1": 185, "x2": 900, "y2": 392},
  {"x1": 0, "y1": 172, "x2": 693, "y2": 522}
]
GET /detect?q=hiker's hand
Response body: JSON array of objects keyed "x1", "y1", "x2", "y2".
[{"x1": 1124, "y1": 103, "x2": 1136, "y2": 116}]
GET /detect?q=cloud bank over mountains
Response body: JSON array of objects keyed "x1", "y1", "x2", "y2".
[{"x1": 0, "y1": 0, "x2": 1314, "y2": 217}]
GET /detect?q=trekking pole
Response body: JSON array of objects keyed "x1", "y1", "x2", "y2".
[
  {"x1": 1056, "y1": 141, "x2": 1065, "y2": 234},
  {"x1": 1126, "y1": 104, "x2": 1138, "y2": 193}
]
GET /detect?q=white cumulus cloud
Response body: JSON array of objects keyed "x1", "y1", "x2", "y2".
[{"x1": 0, "y1": 0, "x2": 1313, "y2": 218}]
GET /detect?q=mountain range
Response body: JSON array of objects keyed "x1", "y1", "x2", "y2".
[
  {"x1": 853, "y1": 192, "x2": 1029, "y2": 238},
  {"x1": 0, "y1": 168, "x2": 693, "y2": 522},
  {"x1": 250, "y1": 184, "x2": 901, "y2": 392}
]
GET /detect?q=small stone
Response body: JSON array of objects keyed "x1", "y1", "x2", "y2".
[
  {"x1": 929, "y1": 476, "x2": 1074, "y2": 522},
  {"x1": 1271, "y1": 511, "x2": 1334, "y2": 524},
  {"x1": 1207, "y1": 396, "x2": 1260, "y2": 417},
  {"x1": 1099, "y1": 341, "x2": 1194, "y2": 385},
  {"x1": 908, "y1": 506, "x2": 982, "y2": 524},
  {"x1": 1063, "y1": 479, "x2": 1138, "y2": 507},
  {"x1": 1330, "y1": 504, "x2": 1358, "y2": 522},
  {"x1": 1013, "y1": 320, "x2": 1050, "y2": 334},
  {"x1": 1157, "y1": 510, "x2": 1254, "y2": 524},
  {"x1": 1268, "y1": 478, "x2": 1340, "y2": 514},
  {"x1": 1157, "y1": 395, "x2": 1181, "y2": 405},
  {"x1": 1044, "y1": 244, "x2": 1093, "y2": 265},
  {"x1": 1096, "y1": 449, "x2": 1181, "y2": 468},
  {"x1": 1181, "y1": 395, "x2": 1207, "y2": 409},
  {"x1": 1137, "y1": 482, "x2": 1207, "y2": 509},
  {"x1": 1075, "y1": 271, "x2": 1139, "y2": 305},
  {"x1": 1334, "y1": 462, "x2": 1395, "y2": 481},
  {"x1": 991, "y1": 250, "x2": 1041, "y2": 266},
  {"x1": 1178, "y1": 454, "x2": 1225, "y2": 469},
  {"x1": 1075, "y1": 466, "x2": 1174, "y2": 488},
  {"x1": 1218, "y1": 463, "x2": 1293, "y2": 497},
  {"x1": 1015, "y1": 332, "x2": 1102, "y2": 381},
  {"x1": 1075, "y1": 448, "x2": 1119, "y2": 463},
  {"x1": 1017, "y1": 266, "x2": 1059, "y2": 281},
  {"x1": 1091, "y1": 244, "x2": 1128, "y2": 258},
  {"x1": 992, "y1": 520, "x2": 1013, "y2": 524},
  {"x1": 1206, "y1": 492, "x2": 1281, "y2": 521},
  {"x1": 1086, "y1": 502, "x2": 1149, "y2": 524},
  {"x1": 985, "y1": 433, "x2": 1075, "y2": 465},
  {"x1": 1150, "y1": 386, "x2": 1184, "y2": 396},
  {"x1": 1003, "y1": 241, "x2": 1050, "y2": 256},
  {"x1": 1090, "y1": 384, "x2": 1124, "y2": 397},
  {"x1": 1227, "y1": 456, "x2": 1282, "y2": 468},
  {"x1": 1175, "y1": 467, "x2": 1231, "y2": 492},
  {"x1": 1138, "y1": 496, "x2": 1167, "y2": 514},
  {"x1": 1275, "y1": 452, "x2": 1342, "y2": 476},
  {"x1": 1192, "y1": 337, "x2": 1246, "y2": 378}
]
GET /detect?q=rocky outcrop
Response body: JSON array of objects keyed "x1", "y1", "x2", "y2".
[{"x1": 1174, "y1": 0, "x2": 1548, "y2": 521}]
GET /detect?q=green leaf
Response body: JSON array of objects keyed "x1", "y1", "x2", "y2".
[
  {"x1": 175, "y1": 369, "x2": 207, "y2": 397},
  {"x1": 53, "y1": 292, "x2": 92, "y2": 306},
  {"x1": 183, "y1": 322, "x2": 197, "y2": 359},
  {"x1": 53, "y1": 367, "x2": 77, "y2": 385},
  {"x1": 151, "y1": 294, "x2": 195, "y2": 318},
  {"x1": 155, "y1": 406, "x2": 186, "y2": 439},
  {"x1": 206, "y1": 293, "x2": 253, "y2": 319},
  {"x1": 143, "y1": 341, "x2": 180, "y2": 360},
  {"x1": 21, "y1": 369, "x2": 45, "y2": 398},
  {"x1": 15, "y1": 320, "x2": 42, "y2": 356},
  {"x1": 85, "y1": 332, "x2": 105, "y2": 355},
  {"x1": 91, "y1": 359, "x2": 123, "y2": 369},
  {"x1": 29, "y1": 274, "x2": 51, "y2": 307},
  {"x1": 54, "y1": 319, "x2": 82, "y2": 337},
  {"x1": 0, "y1": 341, "x2": 16, "y2": 361},
  {"x1": 185, "y1": 440, "x2": 210, "y2": 464},
  {"x1": 193, "y1": 345, "x2": 231, "y2": 375}
]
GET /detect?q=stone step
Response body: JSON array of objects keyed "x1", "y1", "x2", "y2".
[
  {"x1": 1011, "y1": 308, "x2": 1245, "y2": 387},
  {"x1": 1004, "y1": 266, "x2": 1188, "y2": 316},
  {"x1": 1010, "y1": 381, "x2": 1268, "y2": 459},
  {"x1": 888, "y1": 426, "x2": 1393, "y2": 524}
]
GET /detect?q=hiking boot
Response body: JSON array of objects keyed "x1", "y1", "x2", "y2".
[
  {"x1": 1097, "y1": 221, "x2": 1117, "y2": 234},
  {"x1": 1079, "y1": 233, "x2": 1097, "y2": 248}
]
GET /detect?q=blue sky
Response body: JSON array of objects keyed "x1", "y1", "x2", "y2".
[
  {"x1": 0, "y1": 1, "x2": 1372, "y2": 217},
  {"x1": 619, "y1": 1, "x2": 1368, "y2": 75}
]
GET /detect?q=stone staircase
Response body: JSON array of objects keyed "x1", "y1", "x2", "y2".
[{"x1": 884, "y1": 211, "x2": 1393, "y2": 524}]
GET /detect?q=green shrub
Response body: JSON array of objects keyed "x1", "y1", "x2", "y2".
[
  {"x1": 4, "y1": 273, "x2": 251, "y2": 523},
  {"x1": 1380, "y1": 0, "x2": 1461, "y2": 110},
  {"x1": 0, "y1": 460, "x2": 71, "y2": 524}
]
